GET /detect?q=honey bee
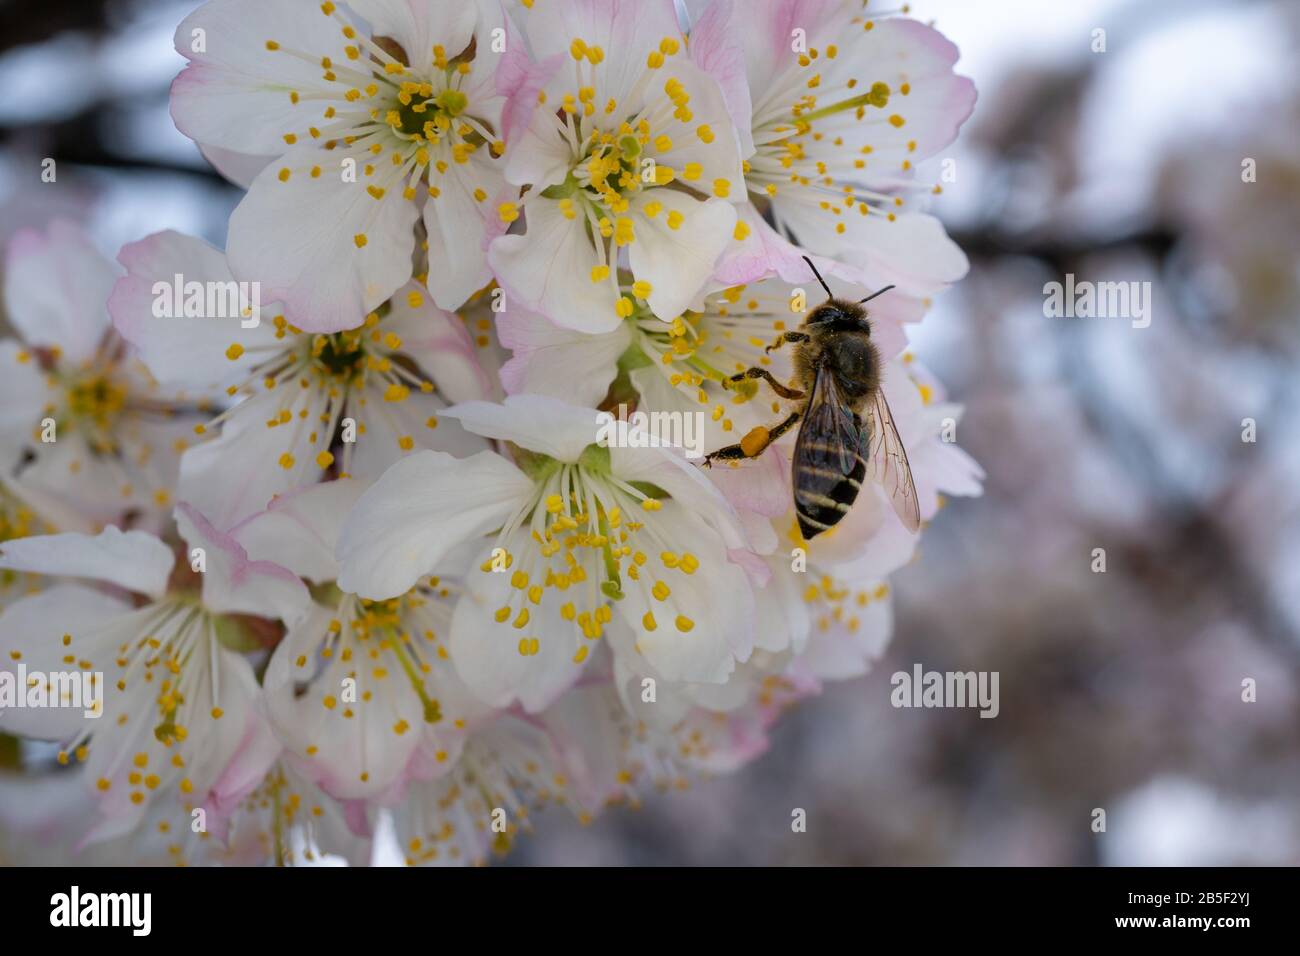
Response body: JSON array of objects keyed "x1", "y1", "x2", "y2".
[{"x1": 704, "y1": 257, "x2": 921, "y2": 539}]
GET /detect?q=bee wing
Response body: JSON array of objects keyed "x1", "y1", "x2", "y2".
[
  {"x1": 795, "y1": 363, "x2": 860, "y2": 478},
  {"x1": 862, "y1": 388, "x2": 921, "y2": 533}
]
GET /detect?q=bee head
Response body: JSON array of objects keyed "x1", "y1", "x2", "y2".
[{"x1": 806, "y1": 299, "x2": 869, "y2": 332}]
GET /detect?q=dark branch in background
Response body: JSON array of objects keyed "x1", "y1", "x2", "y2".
[{"x1": 0, "y1": 0, "x2": 112, "y2": 55}]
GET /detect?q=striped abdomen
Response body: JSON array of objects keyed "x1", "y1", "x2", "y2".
[{"x1": 794, "y1": 453, "x2": 865, "y2": 539}]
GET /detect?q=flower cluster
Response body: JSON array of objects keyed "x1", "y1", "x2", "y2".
[{"x1": 0, "y1": 0, "x2": 980, "y2": 865}]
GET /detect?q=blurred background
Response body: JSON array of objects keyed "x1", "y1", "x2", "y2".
[{"x1": 1, "y1": 0, "x2": 1297, "y2": 865}]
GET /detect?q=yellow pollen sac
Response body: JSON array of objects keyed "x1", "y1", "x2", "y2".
[
  {"x1": 545, "y1": 493, "x2": 565, "y2": 514},
  {"x1": 652, "y1": 581, "x2": 671, "y2": 601},
  {"x1": 590, "y1": 264, "x2": 610, "y2": 283},
  {"x1": 278, "y1": 452, "x2": 296, "y2": 469},
  {"x1": 675, "y1": 615, "x2": 695, "y2": 632},
  {"x1": 740, "y1": 425, "x2": 770, "y2": 458},
  {"x1": 615, "y1": 297, "x2": 634, "y2": 318},
  {"x1": 679, "y1": 553, "x2": 700, "y2": 574},
  {"x1": 225, "y1": 343, "x2": 244, "y2": 360},
  {"x1": 631, "y1": 280, "x2": 652, "y2": 299},
  {"x1": 499, "y1": 202, "x2": 520, "y2": 223},
  {"x1": 642, "y1": 611, "x2": 657, "y2": 631}
]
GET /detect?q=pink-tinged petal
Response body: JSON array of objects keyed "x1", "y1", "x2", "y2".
[
  {"x1": 488, "y1": 198, "x2": 623, "y2": 333},
  {"x1": 442, "y1": 394, "x2": 604, "y2": 462},
  {"x1": 3, "y1": 221, "x2": 115, "y2": 363},
  {"x1": 708, "y1": 442, "x2": 789, "y2": 518},
  {"x1": 175, "y1": 502, "x2": 311, "y2": 623},
  {"x1": 226, "y1": 149, "x2": 419, "y2": 332},
  {"x1": 688, "y1": 0, "x2": 755, "y2": 156},
  {"x1": 109, "y1": 230, "x2": 281, "y2": 393},
  {"x1": 498, "y1": 306, "x2": 630, "y2": 407},
  {"x1": 0, "y1": 585, "x2": 134, "y2": 740},
  {"x1": 0, "y1": 526, "x2": 175, "y2": 599},
  {"x1": 170, "y1": 0, "x2": 354, "y2": 156},
  {"x1": 229, "y1": 478, "x2": 369, "y2": 583},
  {"x1": 336, "y1": 450, "x2": 533, "y2": 600},
  {"x1": 204, "y1": 710, "x2": 282, "y2": 837},
  {"x1": 712, "y1": 204, "x2": 868, "y2": 287},
  {"x1": 498, "y1": 52, "x2": 572, "y2": 188},
  {"x1": 496, "y1": 25, "x2": 563, "y2": 148},
  {"x1": 628, "y1": 191, "x2": 737, "y2": 321},
  {"x1": 383, "y1": 283, "x2": 493, "y2": 403}
]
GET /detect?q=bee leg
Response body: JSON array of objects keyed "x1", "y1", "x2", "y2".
[
  {"x1": 725, "y1": 367, "x2": 805, "y2": 400},
  {"x1": 703, "y1": 412, "x2": 801, "y2": 467},
  {"x1": 765, "y1": 331, "x2": 809, "y2": 354}
]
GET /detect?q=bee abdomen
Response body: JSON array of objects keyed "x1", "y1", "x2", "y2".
[{"x1": 795, "y1": 459, "x2": 866, "y2": 539}]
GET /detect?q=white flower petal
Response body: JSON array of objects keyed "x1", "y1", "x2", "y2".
[
  {"x1": 109, "y1": 230, "x2": 281, "y2": 392},
  {"x1": 442, "y1": 395, "x2": 604, "y2": 463},
  {"x1": 449, "y1": 531, "x2": 589, "y2": 712},
  {"x1": 3, "y1": 222, "x2": 116, "y2": 364},
  {"x1": 382, "y1": 283, "x2": 493, "y2": 404},
  {"x1": 628, "y1": 191, "x2": 737, "y2": 320},
  {"x1": 488, "y1": 197, "x2": 623, "y2": 333},
  {"x1": 498, "y1": 306, "x2": 630, "y2": 407},
  {"x1": 227, "y1": 148, "x2": 419, "y2": 332},
  {"x1": 337, "y1": 450, "x2": 533, "y2": 600},
  {"x1": 615, "y1": 501, "x2": 754, "y2": 683},
  {"x1": 171, "y1": 0, "x2": 355, "y2": 156},
  {"x1": 0, "y1": 526, "x2": 175, "y2": 599},
  {"x1": 0, "y1": 585, "x2": 134, "y2": 740}
]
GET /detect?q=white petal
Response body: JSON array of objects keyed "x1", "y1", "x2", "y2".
[
  {"x1": 442, "y1": 395, "x2": 606, "y2": 463},
  {"x1": 0, "y1": 526, "x2": 175, "y2": 599},
  {"x1": 488, "y1": 197, "x2": 623, "y2": 333},
  {"x1": 498, "y1": 306, "x2": 630, "y2": 408},
  {"x1": 347, "y1": 0, "x2": 477, "y2": 75},
  {"x1": 628, "y1": 192, "x2": 736, "y2": 320},
  {"x1": 382, "y1": 284, "x2": 493, "y2": 404},
  {"x1": 616, "y1": 501, "x2": 754, "y2": 683},
  {"x1": 178, "y1": 387, "x2": 327, "y2": 530},
  {"x1": 0, "y1": 339, "x2": 51, "y2": 473},
  {"x1": 423, "y1": 152, "x2": 503, "y2": 310},
  {"x1": 3, "y1": 222, "x2": 116, "y2": 364},
  {"x1": 336, "y1": 450, "x2": 533, "y2": 600},
  {"x1": 227, "y1": 148, "x2": 419, "y2": 332},
  {"x1": 0, "y1": 585, "x2": 134, "y2": 739},
  {"x1": 109, "y1": 230, "x2": 281, "y2": 392},
  {"x1": 449, "y1": 531, "x2": 588, "y2": 712},
  {"x1": 171, "y1": 0, "x2": 355, "y2": 156}
]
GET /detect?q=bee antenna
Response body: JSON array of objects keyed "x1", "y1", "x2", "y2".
[
  {"x1": 801, "y1": 255, "x2": 833, "y2": 299},
  {"x1": 859, "y1": 285, "x2": 895, "y2": 304}
]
